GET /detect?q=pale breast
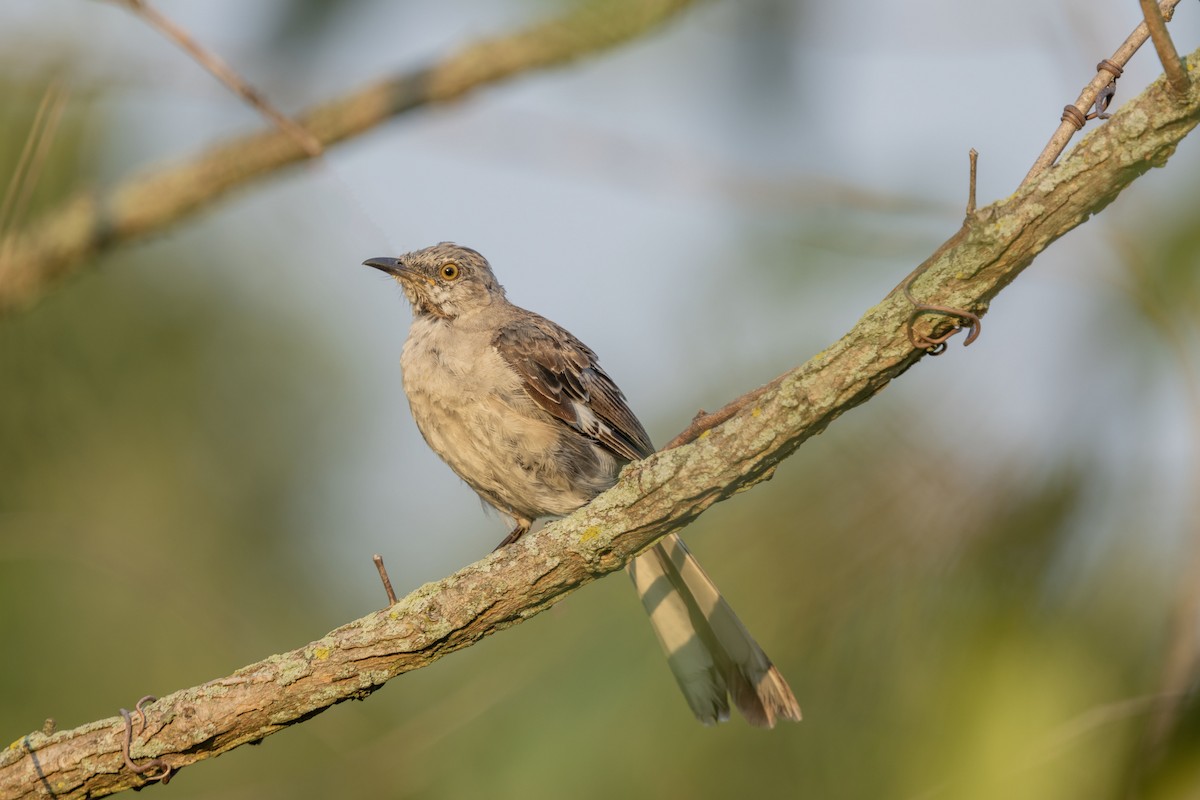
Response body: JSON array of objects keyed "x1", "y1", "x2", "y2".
[{"x1": 400, "y1": 314, "x2": 619, "y2": 522}]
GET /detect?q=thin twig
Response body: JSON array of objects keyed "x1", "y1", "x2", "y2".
[
  {"x1": 964, "y1": 148, "x2": 978, "y2": 218},
  {"x1": 9, "y1": 91, "x2": 68, "y2": 237},
  {"x1": 1020, "y1": 0, "x2": 1184, "y2": 187},
  {"x1": 0, "y1": 89, "x2": 52, "y2": 240},
  {"x1": 115, "y1": 0, "x2": 323, "y2": 157},
  {"x1": 1139, "y1": 0, "x2": 1190, "y2": 95},
  {"x1": 373, "y1": 554, "x2": 398, "y2": 606},
  {"x1": 662, "y1": 385, "x2": 774, "y2": 452},
  {"x1": 0, "y1": 82, "x2": 68, "y2": 258}
]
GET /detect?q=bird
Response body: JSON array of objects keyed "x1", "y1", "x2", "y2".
[{"x1": 363, "y1": 242, "x2": 800, "y2": 727}]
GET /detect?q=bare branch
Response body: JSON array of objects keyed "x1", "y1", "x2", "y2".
[
  {"x1": 1021, "y1": 0, "x2": 1184, "y2": 185},
  {"x1": 1139, "y1": 0, "x2": 1191, "y2": 95},
  {"x1": 3, "y1": 46, "x2": 1198, "y2": 800},
  {"x1": 113, "y1": 0, "x2": 322, "y2": 156},
  {"x1": 0, "y1": 0, "x2": 697, "y2": 312}
]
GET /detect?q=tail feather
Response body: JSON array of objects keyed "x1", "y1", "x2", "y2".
[{"x1": 627, "y1": 533, "x2": 801, "y2": 728}]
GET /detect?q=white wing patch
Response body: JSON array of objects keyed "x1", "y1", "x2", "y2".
[{"x1": 570, "y1": 399, "x2": 615, "y2": 444}]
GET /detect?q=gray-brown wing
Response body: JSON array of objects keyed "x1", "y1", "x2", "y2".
[{"x1": 493, "y1": 313, "x2": 654, "y2": 462}]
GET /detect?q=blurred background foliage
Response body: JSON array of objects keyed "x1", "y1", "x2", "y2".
[{"x1": 2, "y1": 1, "x2": 1200, "y2": 798}]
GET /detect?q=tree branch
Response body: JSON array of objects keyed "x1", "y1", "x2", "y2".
[
  {"x1": 1021, "y1": 0, "x2": 1183, "y2": 185},
  {"x1": 3, "y1": 46, "x2": 1198, "y2": 800},
  {"x1": 0, "y1": 0, "x2": 697, "y2": 312},
  {"x1": 114, "y1": 0, "x2": 323, "y2": 156},
  {"x1": 1140, "y1": 0, "x2": 1191, "y2": 95}
]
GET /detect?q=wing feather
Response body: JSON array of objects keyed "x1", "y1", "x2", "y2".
[{"x1": 493, "y1": 313, "x2": 654, "y2": 462}]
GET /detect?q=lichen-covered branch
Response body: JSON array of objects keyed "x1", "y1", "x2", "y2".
[
  {"x1": 0, "y1": 0, "x2": 697, "y2": 312},
  {"x1": 3, "y1": 49, "x2": 1197, "y2": 800}
]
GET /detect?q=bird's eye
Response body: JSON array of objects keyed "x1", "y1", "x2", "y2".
[{"x1": 440, "y1": 262, "x2": 460, "y2": 281}]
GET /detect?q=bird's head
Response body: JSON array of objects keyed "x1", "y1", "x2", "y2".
[{"x1": 364, "y1": 242, "x2": 505, "y2": 319}]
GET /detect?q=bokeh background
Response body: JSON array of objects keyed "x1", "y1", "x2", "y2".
[{"x1": 3, "y1": 1, "x2": 1200, "y2": 797}]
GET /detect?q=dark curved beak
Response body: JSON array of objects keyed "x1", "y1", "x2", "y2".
[{"x1": 363, "y1": 257, "x2": 405, "y2": 277}]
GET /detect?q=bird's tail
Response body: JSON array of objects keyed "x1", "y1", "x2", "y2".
[{"x1": 626, "y1": 533, "x2": 801, "y2": 727}]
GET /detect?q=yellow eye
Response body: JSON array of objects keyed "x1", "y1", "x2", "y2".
[{"x1": 440, "y1": 262, "x2": 460, "y2": 281}]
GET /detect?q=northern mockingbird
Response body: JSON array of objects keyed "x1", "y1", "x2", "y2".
[{"x1": 364, "y1": 242, "x2": 801, "y2": 727}]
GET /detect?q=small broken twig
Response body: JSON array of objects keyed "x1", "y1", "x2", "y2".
[
  {"x1": 662, "y1": 384, "x2": 775, "y2": 452},
  {"x1": 964, "y1": 148, "x2": 978, "y2": 218},
  {"x1": 373, "y1": 554, "x2": 398, "y2": 606}
]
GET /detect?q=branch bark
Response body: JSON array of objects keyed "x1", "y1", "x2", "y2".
[
  {"x1": 0, "y1": 0, "x2": 696, "y2": 312},
  {"x1": 4, "y1": 46, "x2": 1199, "y2": 800}
]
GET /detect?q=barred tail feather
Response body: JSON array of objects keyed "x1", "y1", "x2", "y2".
[{"x1": 626, "y1": 533, "x2": 802, "y2": 728}]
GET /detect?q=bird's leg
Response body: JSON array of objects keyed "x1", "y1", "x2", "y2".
[{"x1": 493, "y1": 522, "x2": 530, "y2": 551}]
